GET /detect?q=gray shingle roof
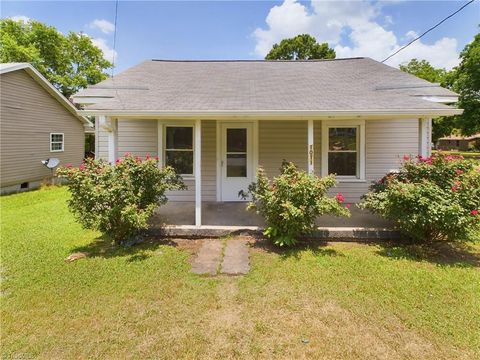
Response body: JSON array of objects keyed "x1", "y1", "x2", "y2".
[{"x1": 74, "y1": 58, "x2": 459, "y2": 112}]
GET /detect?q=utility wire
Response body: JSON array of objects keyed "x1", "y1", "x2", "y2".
[
  {"x1": 111, "y1": 0, "x2": 119, "y2": 77},
  {"x1": 382, "y1": 0, "x2": 476, "y2": 63}
]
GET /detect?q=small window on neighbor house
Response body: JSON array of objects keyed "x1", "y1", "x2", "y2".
[
  {"x1": 165, "y1": 126, "x2": 193, "y2": 175},
  {"x1": 328, "y1": 127, "x2": 358, "y2": 177},
  {"x1": 50, "y1": 133, "x2": 64, "y2": 152}
]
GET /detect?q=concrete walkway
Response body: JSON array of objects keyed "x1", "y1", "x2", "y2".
[{"x1": 191, "y1": 238, "x2": 250, "y2": 276}]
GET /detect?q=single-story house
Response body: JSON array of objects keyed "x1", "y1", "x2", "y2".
[
  {"x1": 437, "y1": 133, "x2": 480, "y2": 151},
  {"x1": 72, "y1": 58, "x2": 462, "y2": 227},
  {"x1": 0, "y1": 63, "x2": 91, "y2": 194}
]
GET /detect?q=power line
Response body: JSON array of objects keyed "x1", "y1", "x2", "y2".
[
  {"x1": 382, "y1": 0, "x2": 476, "y2": 63},
  {"x1": 111, "y1": 0, "x2": 119, "y2": 77}
]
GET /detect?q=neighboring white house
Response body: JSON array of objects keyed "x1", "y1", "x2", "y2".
[
  {"x1": 72, "y1": 58, "x2": 462, "y2": 226},
  {"x1": 0, "y1": 63, "x2": 91, "y2": 194}
]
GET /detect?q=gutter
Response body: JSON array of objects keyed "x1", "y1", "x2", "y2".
[{"x1": 77, "y1": 108, "x2": 464, "y2": 118}]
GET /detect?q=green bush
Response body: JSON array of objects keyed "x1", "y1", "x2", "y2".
[
  {"x1": 360, "y1": 153, "x2": 480, "y2": 241},
  {"x1": 242, "y1": 161, "x2": 350, "y2": 246},
  {"x1": 57, "y1": 154, "x2": 186, "y2": 243}
]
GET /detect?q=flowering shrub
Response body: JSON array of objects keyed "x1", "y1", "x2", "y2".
[
  {"x1": 57, "y1": 154, "x2": 186, "y2": 244},
  {"x1": 360, "y1": 153, "x2": 480, "y2": 241},
  {"x1": 242, "y1": 161, "x2": 350, "y2": 246}
]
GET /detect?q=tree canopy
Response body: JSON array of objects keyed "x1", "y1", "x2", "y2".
[
  {"x1": 400, "y1": 31, "x2": 480, "y2": 138},
  {"x1": 449, "y1": 31, "x2": 480, "y2": 136},
  {"x1": 0, "y1": 18, "x2": 112, "y2": 97},
  {"x1": 399, "y1": 59, "x2": 447, "y2": 84},
  {"x1": 265, "y1": 34, "x2": 336, "y2": 60}
]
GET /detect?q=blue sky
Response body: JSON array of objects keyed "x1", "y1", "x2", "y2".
[{"x1": 2, "y1": 1, "x2": 478, "y2": 73}]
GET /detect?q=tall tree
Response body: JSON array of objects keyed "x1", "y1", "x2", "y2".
[
  {"x1": 449, "y1": 32, "x2": 480, "y2": 136},
  {"x1": 399, "y1": 59, "x2": 447, "y2": 84},
  {"x1": 265, "y1": 34, "x2": 335, "y2": 60},
  {"x1": 0, "y1": 19, "x2": 112, "y2": 97}
]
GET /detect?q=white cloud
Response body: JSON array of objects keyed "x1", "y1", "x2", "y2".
[
  {"x1": 10, "y1": 15, "x2": 30, "y2": 23},
  {"x1": 253, "y1": 0, "x2": 460, "y2": 70},
  {"x1": 91, "y1": 37, "x2": 117, "y2": 64},
  {"x1": 89, "y1": 19, "x2": 115, "y2": 34}
]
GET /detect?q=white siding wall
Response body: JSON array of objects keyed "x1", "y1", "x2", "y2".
[
  {"x1": 96, "y1": 119, "x2": 216, "y2": 202},
  {"x1": 96, "y1": 118, "x2": 419, "y2": 204},
  {"x1": 333, "y1": 119, "x2": 419, "y2": 203},
  {"x1": 259, "y1": 120, "x2": 308, "y2": 175}
]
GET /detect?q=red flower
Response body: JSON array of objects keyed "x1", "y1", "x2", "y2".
[
  {"x1": 403, "y1": 155, "x2": 410, "y2": 161},
  {"x1": 116, "y1": 159, "x2": 122, "y2": 165},
  {"x1": 79, "y1": 164, "x2": 86, "y2": 171},
  {"x1": 155, "y1": 156, "x2": 159, "y2": 161},
  {"x1": 345, "y1": 204, "x2": 351, "y2": 209},
  {"x1": 336, "y1": 193, "x2": 345, "y2": 203},
  {"x1": 455, "y1": 169, "x2": 463, "y2": 176},
  {"x1": 471, "y1": 210, "x2": 479, "y2": 216}
]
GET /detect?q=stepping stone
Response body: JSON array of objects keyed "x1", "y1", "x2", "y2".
[
  {"x1": 221, "y1": 239, "x2": 250, "y2": 275},
  {"x1": 191, "y1": 241, "x2": 223, "y2": 275}
]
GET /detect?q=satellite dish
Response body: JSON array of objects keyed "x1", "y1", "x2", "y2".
[{"x1": 41, "y1": 158, "x2": 60, "y2": 169}]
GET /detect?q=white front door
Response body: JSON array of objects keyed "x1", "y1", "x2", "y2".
[{"x1": 220, "y1": 122, "x2": 254, "y2": 201}]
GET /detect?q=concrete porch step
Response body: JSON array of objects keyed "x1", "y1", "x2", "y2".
[{"x1": 158, "y1": 225, "x2": 401, "y2": 240}]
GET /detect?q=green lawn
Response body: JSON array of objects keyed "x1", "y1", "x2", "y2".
[
  {"x1": 433, "y1": 150, "x2": 480, "y2": 160},
  {"x1": 1, "y1": 187, "x2": 479, "y2": 359}
]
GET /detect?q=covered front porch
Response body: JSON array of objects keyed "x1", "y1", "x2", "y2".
[{"x1": 97, "y1": 115, "x2": 432, "y2": 228}]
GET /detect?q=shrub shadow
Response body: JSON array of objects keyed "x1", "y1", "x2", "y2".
[
  {"x1": 252, "y1": 236, "x2": 343, "y2": 259},
  {"x1": 374, "y1": 239, "x2": 480, "y2": 268},
  {"x1": 69, "y1": 234, "x2": 179, "y2": 262}
]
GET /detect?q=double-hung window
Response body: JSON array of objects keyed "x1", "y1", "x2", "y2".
[
  {"x1": 165, "y1": 126, "x2": 194, "y2": 175},
  {"x1": 322, "y1": 120, "x2": 365, "y2": 180},
  {"x1": 50, "y1": 133, "x2": 64, "y2": 152}
]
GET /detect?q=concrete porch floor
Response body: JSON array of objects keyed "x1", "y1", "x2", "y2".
[{"x1": 151, "y1": 201, "x2": 393, "y2": 228}]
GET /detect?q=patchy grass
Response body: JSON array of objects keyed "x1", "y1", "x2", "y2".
[{"x1": 1, "y1": 187, "x2": 479, "y2": 359}]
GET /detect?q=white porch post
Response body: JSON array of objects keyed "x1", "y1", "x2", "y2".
[
  {"x1": 195, "y1": 119, "x2": 202, "y2": 227},
  {"x1": 307, "y1": 119, "x2": 314, "y2": 174},
  {"x1": 419, "y1": 117, "x2": 432, "y2": 157},
  {"x1": 100, "y1": 115, "x2": 117, "y2": 163}
]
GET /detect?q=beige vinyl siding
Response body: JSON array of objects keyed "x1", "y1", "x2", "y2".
[
  {"x1": 0, "y1": 70, "x2": 84, "y2": 188},
  {"x1": 259, "y1": 120, "x2": 308, "y2": 175},
  {"x1": 333, "y1": 119, "x2": 419, "y2": 203},
  {"x1": 117, "y1": 120, "x2": 158, "y2": 157}
]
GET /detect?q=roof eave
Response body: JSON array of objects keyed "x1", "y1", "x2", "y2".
[{"x1": 77, "y1": 108, "x2": 464, "y2": 119}]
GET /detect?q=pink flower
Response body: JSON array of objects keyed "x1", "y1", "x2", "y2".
[
  {"x1": 145, "y1": 153, "x2": 151, "y2": 160},
  {"x1": 455, "y1": 169, "x2": 463, "y2": 176},
  {"x1": 79, "y1": 164, "x2": 86, "y2": 171},
  {"x1": 65, "y1": 163, "x2": 73, "y2": 168},
  {"x1": 345, "y1": 204, "x2": 351, "y2": 209},
  {"x1": 155, "y1": 156, "x2": 159, "y2": 162},
  {"x1": 403, "y1": 155, "x2": 410, "y2": 161},
  {"x1": 471, "y1": 210, "x2": 479, "y2": 216},
  {"x1": 135, "y1": 156, "x2": 141, "y2": 162},
  {"x1": 124, "y1": 152, "x2": 131, "y2": 157},
  {"x1": 116, "y1": 159, "x2": 123, "y2": 165},
  {"x1": 336, "y1": 193, "x2": 345, "y2": 203}
]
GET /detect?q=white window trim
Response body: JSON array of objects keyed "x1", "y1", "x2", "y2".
[
  {"x1": 50, "y1": 132, "x2": 64, "y2": 152},
  {"x1": 162, "y1": 123, "x2": 195, "y2": 178},
  {"x1": 321, "y1": 120, "x2": 365, "y2": 181}
]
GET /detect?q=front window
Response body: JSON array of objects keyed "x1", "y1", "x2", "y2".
[
  {"x1": 50, "y1": 133, "x2": 64, "y2": 152},
  {"x1": 165, "y1": 126, "x2": 193, "y2": 175},
  {"x1": 328, "y1": 127, "x2": 358, "y2": 177}
]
